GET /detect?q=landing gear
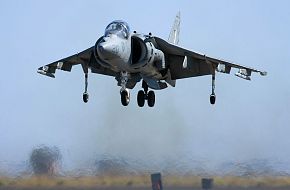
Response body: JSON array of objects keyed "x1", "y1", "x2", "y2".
[
  {"x1": 210, "y1": 74, "x2": 216, "y2": 105},
  {"x1": 147, "y1": 90, "x2": 155, "y2": 107},
  {"x1": 137, "y1": 81, "x2": 155, "y2": 107},
  {"x1": 121, "y1": 89, "x2": 130, "y2": 106},
  {"x1": 210, "y1": 94, "x2": 216, "y2": 105},
  {"x1": 137, "y1": 90, "x2": 145, "y2": 107},
  {"x1": 120, "y1": 71, "x2": 130, "y2": 106},
  {"x1": 83, "y1": 73, "x2": 89, "y2": 103},
  {"x1": 83, "y1": 92, "x2": 89, "y2": 103}
]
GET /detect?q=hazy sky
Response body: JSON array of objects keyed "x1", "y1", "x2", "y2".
[{"x1": 0, "y1": 0, "x2": 290, "y2": 174}]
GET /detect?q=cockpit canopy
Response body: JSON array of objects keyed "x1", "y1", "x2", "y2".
[{"x1": 105, "y1": 20, "x2": 130, "y2": 39}]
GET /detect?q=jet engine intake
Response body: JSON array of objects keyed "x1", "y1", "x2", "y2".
[
  {"x1": 130, "y1": 36, "x2": 165, "y2": 70},
  {"x1": 131, "y1": 36, "x2": 148, "y2": 66},
  {"x1": 93, "y1": 36, "x2": 111, "y2": 68}
]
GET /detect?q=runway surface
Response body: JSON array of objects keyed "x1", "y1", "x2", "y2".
[{"x1": 0, "y1": 187, "x2": 290, "y2": 190}]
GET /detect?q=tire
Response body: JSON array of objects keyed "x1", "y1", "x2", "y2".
[
  {"x1": 121, "y1": 90, "x2": 130, "y2": 106},
  {"x1": 137, "y1": 90, "x2": 145, "y2": 107},
  {"x1": 210, "y1": 94, "x2": 216, "y2": 105},
  {"x1": 83, "y1": 93, "x2": 89, "y2": 103},
  {"x1": 147, "y1": 91, "x2": 155, "y2": 107}
]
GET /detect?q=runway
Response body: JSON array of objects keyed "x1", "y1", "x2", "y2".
[{"x1": 0, "y1": 186, "x2": 290, "y2": 190}]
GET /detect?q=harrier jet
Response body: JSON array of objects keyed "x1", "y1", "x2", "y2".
[{"x1": 38, "y1": 13, "x2": 267, "y2": 107}]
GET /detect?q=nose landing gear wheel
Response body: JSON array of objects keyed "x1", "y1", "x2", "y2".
[
  {"x1": 83, "y1": 93, "x2": 89, "y2": 103},
  {"x1": 147, "y1": 91, "x2": 155, "y2": 107},
  {"x1": 210, "y1": 94, "x2": 216, "y2": 105},
  {"x1": 137, "y1": 90, "x2": 145, "y2": 107},
  {"x1": 121, "y1": 90, "x2": 130, "y2": 106}
]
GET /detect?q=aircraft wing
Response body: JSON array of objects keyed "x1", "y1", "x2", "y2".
[
  {"x1": 154, "y1": 37, "x2": 267, "y2": 80},
  {"x1": 37, "y1": 47, "x2": 117, "y2": 78}
]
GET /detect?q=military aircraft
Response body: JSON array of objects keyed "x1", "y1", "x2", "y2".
[{"x1": 38, "y1": 12, "x2": 267, "y2": 107}]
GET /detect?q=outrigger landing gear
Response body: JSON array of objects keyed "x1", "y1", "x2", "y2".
[
  {"x1": 83, "y1": 73, "x2": 89, "y2": 103},
  {"x1": 210, "y1": 74, "x2": 216, "y2": 105},
  {"x1": 137, "y1": 81, "x2": 155, "y2": 107},
  {"x1": 120, "y1": 71, "x2": 130, "y2": 106}
]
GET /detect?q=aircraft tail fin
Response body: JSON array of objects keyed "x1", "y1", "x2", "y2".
[
  {"x1": 166, "y1": 12, "x2": 180, "y2": 87},
  {"x1": 168, "y1": 11, "x2": 180, "y2": 45}
]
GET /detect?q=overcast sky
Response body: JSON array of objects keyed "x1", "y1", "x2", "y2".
[{"x1": 0, "y1": 0, "x2": 290, "y2": 174}]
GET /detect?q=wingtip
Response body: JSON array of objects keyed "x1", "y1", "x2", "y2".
[{"x1": 37, "y1": 69, "x2": 55, "y2": 78}]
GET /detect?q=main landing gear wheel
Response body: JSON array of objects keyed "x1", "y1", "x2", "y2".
[
  {"x1": 147, "y1": 91, "x2": 155, "y2": 107},
  {"x1": 137, "y1": 90, "x2": 145, "y2": 107},
  {"x1": 137, "y1": 81, "x2": 156, "y2": 107},
  {"x1": 83, "y1": 93, "x2": 89, "y2": 103},
  {"x1": 121, "y1": 90, "x2": 130, "y2": 106},
  {"x1": 210, "y1": 94, "x2": 216, "y2": 105}
]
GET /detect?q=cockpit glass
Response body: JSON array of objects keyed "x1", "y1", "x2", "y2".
[{"x1": 105, "y1": 20, "x2": 130, "y2": 39}]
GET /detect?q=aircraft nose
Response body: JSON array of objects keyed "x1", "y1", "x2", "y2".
[{"x1": 97, "y1": 41, "x2": 118, "y2": 60}]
